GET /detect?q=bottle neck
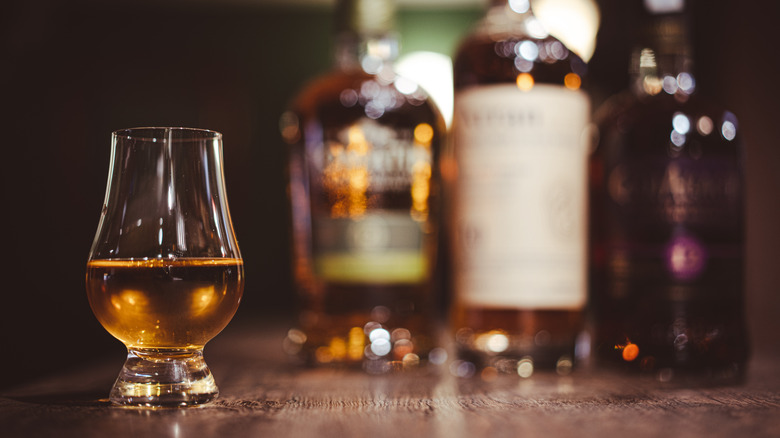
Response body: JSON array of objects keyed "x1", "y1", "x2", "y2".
[
  {"x1": 632, "y1": 6, "x2": 696, "y2": 99},
  {"x1": 334, "y1": 0, "x2": 399, "y2": 74},
  {"x1": 334, "y1": 32, "x2": 399, "y2": 74},
  {"x1": 481, "y1": 0, "x2": 549, "y2": 40}
]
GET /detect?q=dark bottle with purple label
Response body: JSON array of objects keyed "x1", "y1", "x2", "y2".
[{"x1": 589, "y1": 0, "x2": 748, "y2": 383}]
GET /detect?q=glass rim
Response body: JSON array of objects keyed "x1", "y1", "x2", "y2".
[{"x1": 112, "y1": 127, "x2": 222, "y2": 142}]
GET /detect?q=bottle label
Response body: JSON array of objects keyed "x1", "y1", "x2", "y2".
[
  {"x1": 313, "y1": 212, "x2": 428, "y2": 283},
  {"x1": 452, "y1": 84, "x2": 589, "y2": 308},
  {"x1": 310, "y1": 118, "x2": 433, "y2": 219},
  {"x1": 607, "y1": 158, "x2": 741, "y2": 228},
  {"x1": 603, "y1": 157, "x2": 744, "y2": 301},
  {"x1": 307, "y1": 117, "x2": 433, "y2": 284}
]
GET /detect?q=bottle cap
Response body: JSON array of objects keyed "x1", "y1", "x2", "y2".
[{"x1": 644, "y1": 0, "x2": 684, "y2": 14}]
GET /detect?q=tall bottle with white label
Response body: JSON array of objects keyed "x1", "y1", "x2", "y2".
[
  {"x1": 449, "y1": 0, "x2": 590, "y2": 374},
  {"x1": 589, "y1": 0, "x2": 748, "y2": 383},
  {"x1": 281, "y1": 0, "x2": 445, "y2": 372}
]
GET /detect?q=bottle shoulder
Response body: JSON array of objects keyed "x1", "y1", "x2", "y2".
[
  {"x1": 597, "y1": 90, "x2": 734, "y2": 120},
  {"x1": 593, "y1": 91, "x2": 742, "y2": 160},
  {"x1": 289, "y1": 67, "x2": 445, "y2": 131},
  {"x1": 453, "y1": 30, "x2": 586, "y2": 89},
  {"x1": 290, "y1": 69, "x2": 367, "y2": 113}
]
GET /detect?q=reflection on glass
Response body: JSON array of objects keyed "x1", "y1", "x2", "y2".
[{"x1": 532, "y1": 0, "x2": 600, "y2": 62}]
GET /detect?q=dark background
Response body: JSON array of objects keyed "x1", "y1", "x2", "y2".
[{"x1": 2, "y1": 0, "x2": 778, "y2": 390}]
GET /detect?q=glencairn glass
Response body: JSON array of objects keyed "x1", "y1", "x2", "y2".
[{"x1": 86, "y1": 127, "x2": 244, "y2": 406}]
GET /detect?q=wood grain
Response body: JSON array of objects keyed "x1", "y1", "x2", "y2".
[{"x1": 2, "y1": 322, "x2": 778, "y2": 438}]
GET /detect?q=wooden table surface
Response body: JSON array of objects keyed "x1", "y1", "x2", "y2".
[{"x1": 3, "y1": 321, "x2": 779, "y2": 438}]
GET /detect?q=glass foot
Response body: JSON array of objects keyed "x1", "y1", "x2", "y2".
[{"x1": 109, "y1": 348, "x2": 218, "y2": 407}]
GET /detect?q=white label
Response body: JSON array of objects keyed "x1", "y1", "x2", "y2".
[{"x1": 452, "y1": 84, "x2": 589, "y2": 309}]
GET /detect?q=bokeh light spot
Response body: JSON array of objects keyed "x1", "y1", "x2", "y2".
[
  {"x1": 622, "y1": 343, "x2": 639, "y2": 361},
  {"x1": 516, "y1": 73, "x2": 534, "y2": 91},
  {"x1": 564, "y1": 73, "x2": 581, "y2": 90}
]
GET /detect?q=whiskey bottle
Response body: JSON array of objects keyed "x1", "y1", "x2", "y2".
[
  {"x1": 589, "y1": 0, "x2": 749, "y2": 383},
  {"x1": 280, "y1": 0, "x2": 446, "y2": 373},
  {"x1": 449, "y1": 0, "x2": 591, "y2": 375}
]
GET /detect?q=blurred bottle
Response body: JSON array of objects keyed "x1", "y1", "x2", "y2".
[
  {"x1": 448, "y1": 0, "x2": 591, "y2": 375},
  {"x1": 589, "y1": 0, "x2": 748, "y2": 383},
  {"x1": 280, "y1": 0, "x2": 446, "y2": 373}
]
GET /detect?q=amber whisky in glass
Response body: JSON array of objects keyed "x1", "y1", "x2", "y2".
[{"x1": 87, "y1": 258, "x2": 243, "y2": 349}]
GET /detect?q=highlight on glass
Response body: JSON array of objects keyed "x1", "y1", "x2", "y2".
[{"x1": 86, "y1": 127, "x2": 244, "y2": 407}]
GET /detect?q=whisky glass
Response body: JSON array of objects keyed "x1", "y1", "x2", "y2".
[{"x1": 86, "y1": 127, "x2": 244, "y2": 407}]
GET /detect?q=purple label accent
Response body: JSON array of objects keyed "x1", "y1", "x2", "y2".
[{"x1": 665, "y1": 235, "x2": 708, "y2": 280}]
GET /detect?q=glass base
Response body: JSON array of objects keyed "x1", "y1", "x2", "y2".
[{"x1": 109, "y1": 348, "x2": 218, "y2": 407}]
